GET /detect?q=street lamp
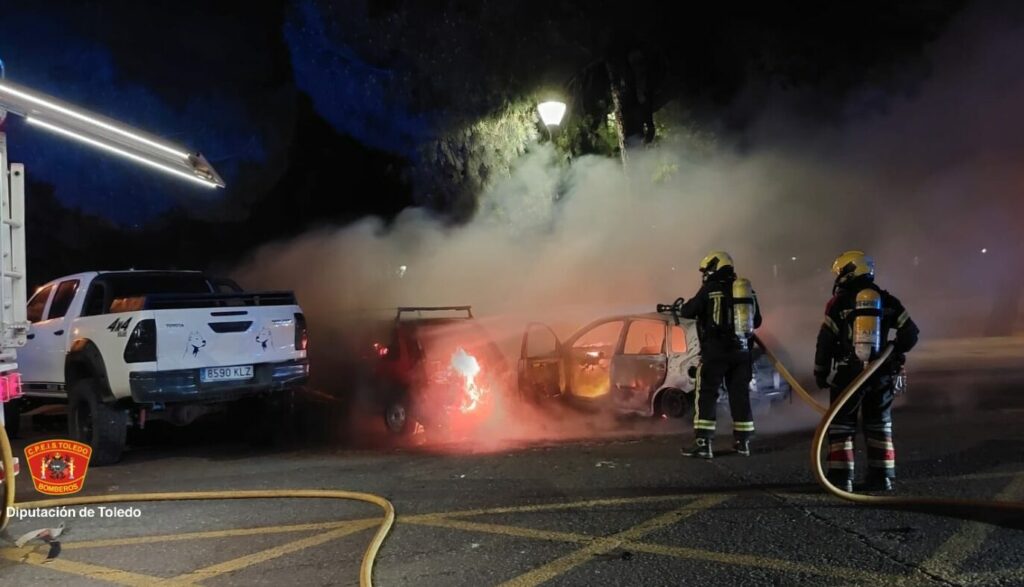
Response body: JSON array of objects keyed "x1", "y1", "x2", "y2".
[
  {"x1": 0, "y1": 79, "x2": 225, "y2": 188},
  {"x1": 537, "y1": 100, "x2": 566, "y2": 128}
]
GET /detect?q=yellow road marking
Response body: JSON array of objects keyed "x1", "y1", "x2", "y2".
[
  {"x1": 405, "y1": 515, "x2": 592, "y2": 544},
  {"x1": 8, "y1": 483, "x2": 1020, "y2": 586},
  {"x1": 772, "y1": 492, "x2": 835, "y2": 502},
  {"x1": 60, "y1": 517, "x2": 379, "y2": 550},
  {"x1": 959, "y1": 568, "x2": 1024, "y2": 585},
  {"x1": 0, "y1": 547, "x2": 190, "y2": 586},
  {"x1": 411, "y1": 493, "x2": 708, "y2": 519},
  {"x1": 919, "y1": 473, "x2": 1024, "y2": 581},
  {"x1": 905, "y1": 470, "x2": 1024, "y2": 484},
  {"x1": 173, "y1": 518, "x2": 380, "y2": 582},
  {"x1": 626, "y1": 541, "x2": 894, "y2": 584},
  {"x1": 371, "y1": 510, "x2": 908, "y2": 585},
  {"x1": 498, "y1": 495, "x2": 728, "y2": 587}
]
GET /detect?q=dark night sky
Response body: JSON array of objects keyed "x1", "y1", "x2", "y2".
[
  {"x1": 0, "y1": 1, "x2": 973, "y2": 230},
  {"x1": 0, "y1": 1, "x2": 431, "y2": 225},
  {"x1": 1, "y1": 4, "x2": 271, "y2": 222}
]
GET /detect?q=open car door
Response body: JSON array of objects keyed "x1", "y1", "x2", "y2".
[
  {"x1": 518, "y1": 322, "x2": 564, "y2": 401},
  {"x1": 610, "y1": 318, "x2": 669, "y2": 413}
]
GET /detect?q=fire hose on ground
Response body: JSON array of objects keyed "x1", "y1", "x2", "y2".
[
  {"x1": 0, "y1": 423, "x2": 395, "y2": 587},
  {"x1": 755, "y1": 334, "x2": 1024, "y2": 512}
]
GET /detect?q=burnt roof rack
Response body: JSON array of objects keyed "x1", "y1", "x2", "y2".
[{"x1": 396, "y1": 306, "x2": 473, "y2": 320}]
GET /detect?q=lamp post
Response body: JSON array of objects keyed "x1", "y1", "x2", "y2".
[{"x1": 537, "y1": 100, "x2": 566, "y2": 141}]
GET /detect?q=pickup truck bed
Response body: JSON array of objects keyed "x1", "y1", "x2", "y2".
[{"x1": 13, "y1": 270, "x2": 309, "y2": 464}]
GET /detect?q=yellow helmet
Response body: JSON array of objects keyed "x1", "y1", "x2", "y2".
[
  {"x1": 699, "y1": 251, "x2": 734, "y2": 275},
  {"x1": 831, "y1": 250, "x2": 875, "y2": 286}
]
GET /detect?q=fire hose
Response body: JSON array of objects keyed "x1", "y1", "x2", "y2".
[
  {"x1": 0, "y1": 424, "x2": 394, "y2": 587},
  {"x1": 755, "y1": 335, "x2": 1024, "y2": 512}
]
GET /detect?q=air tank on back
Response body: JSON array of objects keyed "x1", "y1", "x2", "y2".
[
  {"x1": 732, "y1": 278, "x2": 755, "y2": 350},
  {"x1": 853, "y1": 288, "x2": 882, "y2": 362}
]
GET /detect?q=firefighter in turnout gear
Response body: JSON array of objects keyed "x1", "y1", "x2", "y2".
[
  {"x1": 679, "y1": 251, "x2": 762, "y2": 459},
  {"x1": 815, "y1": 250, "x2": 920, "y2": 492}
]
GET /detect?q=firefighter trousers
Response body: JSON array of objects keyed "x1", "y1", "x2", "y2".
[
  {"x1": 693, "y1": 351, "x2": 754, "y2": 441},
  {"x1": 826, "y1": 366, "x2": 896, "y2": 484}
]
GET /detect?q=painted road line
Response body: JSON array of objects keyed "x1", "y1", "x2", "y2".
[
  {"x1": 412, "y1": 497, "x2": 899, "y2": 585},
  {"x1": 959, "y1": 567, "x2": 1024, "y2": 585},
  {"x1": 497, "y1": 495, "x2": 729, "y2": 587},
  {"x1": 352, "y1": 510, "x2": 905, "y2": 585},
  {"x1": 414, "y1": 493, "x2": 708, "y2": 519},
  {"x1": 918, "y1": 473, "x2": 1024, "y2": 581},
  {"x1": 59, "y1": 517, "x2": 379, "y2": 550},
  {"x1": 0, "y1": 547, "x2": 191, "y2": 586},
  {"x1": 405, "y1": 515, "x2": 593, "y2": 545},
  {"x1": 625, "y1": 541, "x2": 898, "y2": 585},
  {"x1": 888, "y1": 470, "x2": 1024, "y2": 485},
  {"x1": 173, "y1": 518, "x2": 380, "y2": 582},
  {"x1": 772, "y1": 492, "x2": 836, "y2": 503}
]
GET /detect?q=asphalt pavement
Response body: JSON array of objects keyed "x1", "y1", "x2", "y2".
[{"x1": 1, "y1": 383, "x2": 1023, "y2": 586}]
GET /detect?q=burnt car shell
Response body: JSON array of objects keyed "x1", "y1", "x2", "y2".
[
  {"x1": 373, "y1": 307, "x2": 508, "y2": 436},
  {"x1": 519, "y1": 312, "x2": 790, "y2": 418}
]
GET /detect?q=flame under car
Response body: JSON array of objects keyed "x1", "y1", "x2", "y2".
[
  {"x1": 370, "y1": 307, "x2": 509, "y2": 438},
  {"x1": 518, "y1": 313, "x2": 790, "y2": 418}
]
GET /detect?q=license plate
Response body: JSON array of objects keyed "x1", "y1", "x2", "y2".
[{"x1": 201, "y1": 365, "x2": 254, "y2": 382}]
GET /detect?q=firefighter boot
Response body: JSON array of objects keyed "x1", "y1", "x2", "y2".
[
  {"x1": 827, "y1": 472, "x2": 854, "y2": 493},
  {"x1": 865, "y1": 473, "x2": 895, "y2": 492},
  {"x1": 682, "y1": 437, "x2": 713, "y2": 459},
  {"x1": 733, "y1": 439, "x2": 751, "y2": 456}
]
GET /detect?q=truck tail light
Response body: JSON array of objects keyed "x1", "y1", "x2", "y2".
[
  {"x1": 295, "y1": 313, "x2": 308, "y2": 352},
  {"x1": 124, "y1": 319, "x2": 157, "y2": 363},
  {"x1": 0, "y1": 372, "x2": 22, "y2": 402}
]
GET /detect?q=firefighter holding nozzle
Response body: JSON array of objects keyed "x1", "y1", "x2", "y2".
[
  {"x1": 815, "y1": 250, "x2": 919, "y2": 492},
  {"x1": 678, "y1": 251, "x2": 761, "y2": 459}
]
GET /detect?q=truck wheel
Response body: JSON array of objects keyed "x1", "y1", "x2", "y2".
[
  {"x1": 68, "y1": 380, "x2": 127, "y2": 466},
  {"x1": 656, "y1": 388, "x2": 688, "y2": 419},
  {"x1": 2, "y1": 398, "x2": 21, "y2": 438}
]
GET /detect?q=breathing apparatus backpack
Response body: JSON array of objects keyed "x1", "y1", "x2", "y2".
[{"x1": 732, "y1": 278, "x2": 756, "y2": 350}]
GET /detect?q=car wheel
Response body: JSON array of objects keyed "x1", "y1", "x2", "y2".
[
  {"x1": 657, "y1": 388, "x2": 688, "y2": 419},
  {"x1": 68, "y1": 379, "x2": 127, "y2": 466},
  {"x1": 384, "y1": 400, "x2": 412, "y2": 436}
]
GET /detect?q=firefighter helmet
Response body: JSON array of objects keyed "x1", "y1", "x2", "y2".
[
  {"x1": 831, "y1": 250, "x2": 875, "y2": 286},
  {"x1": 699, "y1": 251, "x2": 734, "y2": 276}
]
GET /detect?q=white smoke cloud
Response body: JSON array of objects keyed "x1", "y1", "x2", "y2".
[{"x1": 235, "y1": 4, "x2": 1024, "y2": 440}]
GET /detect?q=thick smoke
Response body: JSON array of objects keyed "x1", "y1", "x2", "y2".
[{"x1": 236, "y1": 6, "x2": 1024, "y2": 444}]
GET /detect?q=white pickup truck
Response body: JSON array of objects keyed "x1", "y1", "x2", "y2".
[{"x1": 12, "y1": 270, "x2": 309, "y2": 464}]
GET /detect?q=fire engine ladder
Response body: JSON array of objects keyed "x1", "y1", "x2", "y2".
[{"x1": 0, "y1": 132, "x2": 27, "y2": 369}]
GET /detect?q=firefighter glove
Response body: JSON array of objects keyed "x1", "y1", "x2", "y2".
[{"x1": 815, "y1": 373, "x2": 829, "y2": 390}]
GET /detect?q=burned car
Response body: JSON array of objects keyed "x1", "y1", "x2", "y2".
[
  {"x1": 518, "y1": 310, "x2": 789, "y2": 418},
  {"x1": 366, "y1": 306, "x2": 510, "y2": 438}
]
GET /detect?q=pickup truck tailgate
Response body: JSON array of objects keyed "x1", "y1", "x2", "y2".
[{"x1": 156, "y1": 306, "x2": 302, "y2": 371}]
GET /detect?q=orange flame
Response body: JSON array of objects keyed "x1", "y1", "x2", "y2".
[{"x1": 451, "y1": 347, "x2": 486, "y2": 413}]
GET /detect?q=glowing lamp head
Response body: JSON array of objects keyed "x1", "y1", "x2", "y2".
[{"x1": 537, "y1": 101, "x2": 567, "y2": 127}]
